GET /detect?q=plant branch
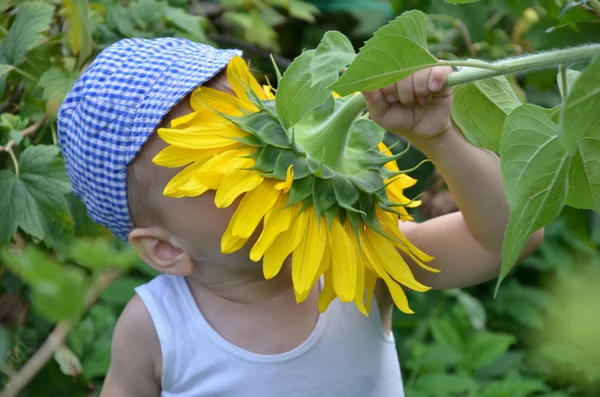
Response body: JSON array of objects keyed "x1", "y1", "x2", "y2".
[
  {"x1": 445, "y1": 44, "x2": 600, "y2": 87},
  {"x1": 0, "y1": 269, "x2": 121, "y2": 397},
  {"x1": 440, "y1": 60, "x2": 501, "y2": 71}
]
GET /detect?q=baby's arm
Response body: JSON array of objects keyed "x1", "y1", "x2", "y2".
[
  {"x1": 399, "y1": 128, "x2": 543, "y2": 289},
  {"x1": 363, "y1": 67, "x2": 543, "y2": 295},
  {"x1": 100, "y1": 295, "x2": 162, "y2": 397}
]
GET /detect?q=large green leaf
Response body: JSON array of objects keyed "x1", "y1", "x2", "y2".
[
  {"x1": 62, "y1": 0, "x2": 92, "y2": 63},
  {"x1": 276, "y1": 50, "x2": 336, "y2": 130},
  {"x1": 559, "y1": 58, "x2": 600, "y2": 212},
  {"x1": 499, "y1": 105, "x2": 570, "y2": 289},
  {"x1": 452, "y1": 75, "x2": 521, "y2": 152},
  {"x1": 329, "y1": 10, "x2": 438, "y2": 96},
  {"x1": 560, "y1": 57, "x2": 600, "y2": 154},
  {"x1": 0, "y1": 145, "x2": 74, "y2": 250},
  {"x1": 100, "y1": 277, "x2": 147, "y2": 305},
  {"x1": 2, "y1": 2, "x2": 54, "y2": 65},
  {"x1": 309, "y1": 31, "x2": 356, "y2": 87}
]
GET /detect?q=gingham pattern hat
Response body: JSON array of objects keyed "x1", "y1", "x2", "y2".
[{"x1": 57, "y1": 38, "x2": 242, "y2": 241}]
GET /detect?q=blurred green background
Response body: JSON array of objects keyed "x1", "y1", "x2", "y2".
[{"x1": 1, "y1": 0, "x2": 599, "y2": 396}]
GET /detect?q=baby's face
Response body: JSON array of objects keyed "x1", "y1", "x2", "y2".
[{"x1": 133, "y1": 93, "x2": 261, "y2": 271}]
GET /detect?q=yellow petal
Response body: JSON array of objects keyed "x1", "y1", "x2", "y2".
[
  {"x1": 360, "y1": 230, "x2": 414, "y2": 314},
  {"x1": 318, "y1": 267, "x2": 337, "y2": 313},
  {"x1": 214, "y1": 170, "x2": 264, "y2": 208},
  {"x1": 231, "y1": 180, "x2": 280, "y2": 238},
  {"x1": 170, "y1": 110, "x2": 201, "y2": 128},
  {"x1": 292, "y1": 209, "x2": 327, "y2": 295},
  {"x1": 376, "y1": 207, "x2": 436, "y2": 267},
  {"x1": 294, "y1": 221, "x2": 331, "y2": 304},
  {"x1": 364, "y1": 268, "x2": 378, "y2": 313},
  {"x1": 275, "y1": 164, "x2": 294, "y2": 194},
  {"x1": 250, "y1": 197, "x2": 295, "y2": 262},
  {"x1": 362, "y1": 228, "x2": 430, "y2": 292},
  {"x1": 342, "y1": 219, "x2": 367, "y2": 316},
  {"x1": 226, "y1": 56, "x2": 266, "y2": 104},
  {"x1": 191, "y1": 170, "x2": 223, "y2": 190},
  {"x1": 163, "y1": 161, "x2": 207, "y2": 196},
  {"x1": 329, "y1": 217, "x2": 357, "y2": 303},
  {"x1": 263, "y1": 85, "x2": 275, "y2": 99},
  {"x1": 157, "y1": 128, "x2": 246, "y2": 150},
  {"x1": 263, "y1": 208, "x2": 307, "y2": 279},
  {"x1": 152, "y1": 146, "x2": 216, "y2": 168},
  {"x1": 191, "y1": 86, "x2": 247, "y2": 116},
  {"x1": 386, "y1": 184, "x2": 420, "y2": 209},
  {"x1": 221, "y1": 210, "x2": 249, "y2": 253}
]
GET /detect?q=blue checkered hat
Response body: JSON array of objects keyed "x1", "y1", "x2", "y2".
[{"x1": 58, "y1": 38, "x2": 242, "y2": 241}]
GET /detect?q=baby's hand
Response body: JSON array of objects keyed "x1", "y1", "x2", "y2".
[{"x1": 363, "y1": 66, "x2": 453, "y2": 144}]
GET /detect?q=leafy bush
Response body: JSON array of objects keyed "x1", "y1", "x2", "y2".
[{"x1": 1, "y1": 0, "x2": 599, "y2": 396}]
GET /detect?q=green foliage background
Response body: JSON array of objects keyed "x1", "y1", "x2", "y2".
[{"x1": 1, "y1": 0, "x2": 599, "y2": 396}]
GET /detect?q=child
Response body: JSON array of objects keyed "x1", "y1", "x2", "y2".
[{"x1": 57, "y1": 38, "x2": 543, "y2": 396}]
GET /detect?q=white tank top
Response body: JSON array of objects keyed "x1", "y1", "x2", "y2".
[{"x1": 135, "y1": 275, "x2": 405, "y2": 397}]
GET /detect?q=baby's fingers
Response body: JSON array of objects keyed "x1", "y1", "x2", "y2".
[{"x1": 428, "y1": 66, "x2": 453, "y2": 95}]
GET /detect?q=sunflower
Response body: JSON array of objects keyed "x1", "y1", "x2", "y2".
[{"x1": 153, "y1": 56, "x2": 438, "y2": 315}]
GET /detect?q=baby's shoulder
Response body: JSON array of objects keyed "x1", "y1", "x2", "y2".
[{"x1": 111, "y1": 294, "x2": 163, "y2": 382}]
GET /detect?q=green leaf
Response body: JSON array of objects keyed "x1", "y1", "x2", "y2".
[
  {"x1": 350, "y1": 171, "x2": 384, "y2": 193},
  {"x1": 312, "y1": 178, "x2": 336, "y2": 217},
  {"x1": 276, "y1": 50, "x2": 337, "y2": 130},
  {"x1": 559, "y1": 58, "x2": 600, "y2": 212},
  {"x1": 0, "y1": 64, "x2": 14, "y2": 78},
  {"x1": 413, "y1": 344, "x2": 463, "y2": 370},
  {"x1": 229, "y1": 111, "x2": 291, "y2": 148},
  {"x1": 429, "y1": 314, "x2": 464, "y2": 353},
  {"x1": 446, "y1": 289, "x2": 487, "y2": 331},
  {"x1": 414, "y1": 373, "x2": 478, "y2": 397},
  {"x1": 499, "y1": 105, "x2": 570, "y2": 289},
  {"x1": 39, "y1": 67, "x2": 78, "y2": 117},
  {"x1": 106, "y1": 5, "x2": 135, "y2": 37},
  {"x1": 557, "y1": 68, "x2": 581, "y2": 99},
  {"x1": 451, "y1": 75, "x2": 521, "y2": 152},
  {"x1": 62, "y1": 0, "x2": 92, "y2": 63},
  {"x1": 560, "y1": 57, "x2": 600, "y2": 154},
  {"x1": 288, "y1": 0, "x2": 320, "y2": 22},
  {"x1": 465, "y1": 332, "x2": 516, "y2": 369},
  {"x1": 0, "y1": 145, "x2": 74, "y2": 250},
  {"x1": 68, "y1": 305, "x2": 116, "y2": 379},
  {"x1": 310, "y1": 31, "x2": 356, "y2": 87},
  {"x1": 329, "y1": 10, "x2": 438, "y2": 96},
  {"x1": 287, "y1": 176, "x2": 314, "y2": 206},
  {"x1": 164, "y1": 6, "x2": 210, "y2": 44},
  {"x1": 445, "y1": 0, "x2": 480, "y2": 3},
  {"x1": 333, "y1": 176, "x2": 359, "y2": 210},
  {"x1": 274, "y1": 150, "x2": 311, "y2": 180},
  {"x1": 2, "y1": 2, "x2": 54, "y2": 65},
  {"x1": 100, "y1": 277, "x2": 147, "y2": 305},
  {"x1": 1, "y1": 113, "x2": 29, "y2": 131},
  {"x1": 547, "y1": 1, "x2": 600, "y2": 32}
]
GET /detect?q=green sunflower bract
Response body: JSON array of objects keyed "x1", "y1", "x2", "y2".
[{"x1": 153, "y1": 55, "x2": 438, "y2": 316}]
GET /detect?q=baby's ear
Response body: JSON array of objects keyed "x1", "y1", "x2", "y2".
[{"x1": 129, "y1": 227, "x2": 194, "y2": 276}]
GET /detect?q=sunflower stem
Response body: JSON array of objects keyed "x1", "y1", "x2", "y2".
[
  {"x1": 444, "y1": 43, "x2": 600, "y2": 87},
  {"x1": 300, "y1": 94, "x2": 367, "y2": 170}
]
